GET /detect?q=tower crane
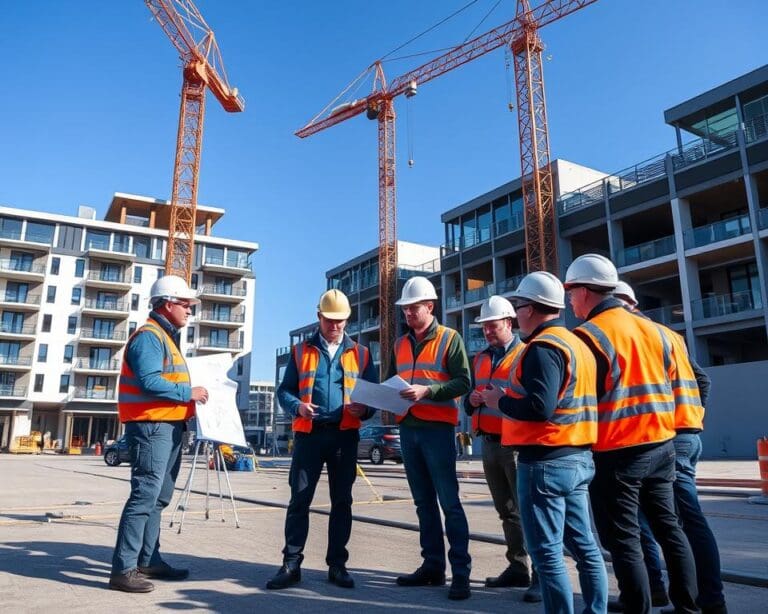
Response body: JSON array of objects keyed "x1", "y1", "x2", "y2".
[
  {"x1": 296, "y1": 0, "x2": 596, "y2": 376},
  {"x1": 145, "y1": 0, "x2": 244, "y2": 282}
]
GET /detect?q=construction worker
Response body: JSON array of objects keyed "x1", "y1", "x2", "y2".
[
  {"x1": 613, "y1": 282, "x2": 727, "y2": 614},
  {"x1": 481, "y1": 273, "x2": 607, "y2": 614},
  {"x1": 110, "y1": 275, "x2": 209, "y2": 593},
  {"x1": 566, "y1": 254, "x2": 698, "y2": 614},
  {"x1": 266, "y1": 289, "x2": 377, "y2": 591},
  {"x1": 387, "y1": 276, "x2": 473, "y2": 601},
  {"x1": 464, "y1": 295, "x2": 541, "y2": 603}
]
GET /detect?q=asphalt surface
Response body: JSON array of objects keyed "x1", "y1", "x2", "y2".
[{"x1": 0, "y1": 454, "x2": 766, "y2": 613}]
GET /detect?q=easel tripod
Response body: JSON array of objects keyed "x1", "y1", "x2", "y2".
[{"x1": 170, "y1": 439, "x2": 240, "y2": 533}]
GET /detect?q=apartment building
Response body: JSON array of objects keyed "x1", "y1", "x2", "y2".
[
  {"x1": 0, "y1": 192, "x2": 257, "y2": 453},
  {"x1": 244, "y1": 380, "x2": 274, "y2": 450},
  {"x1": 273, "y1": 241, "x2": 441, "y2": 443},
  {"x1": 439, "y1": 65, "x2": 768, "y2": 457}
]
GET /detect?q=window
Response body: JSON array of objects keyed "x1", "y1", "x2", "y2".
[
  {"x1": 50, "y1": 257, "x2": 60, "y2": 275},
  {"x1": 128, "y1": 321, "x2": 137, "y2": 335},
  {"x1": 67, "y1": 316, "x2": 77, "y2": 334},
  {"x1": 100, "y1": 263, "x2": 122, "y2": 282},
  {"x1": 75, "y1": 259, "x2": 85, "y2": 277},
  {"x1": 134, "y1": 266, "x2": 143, "y2": 283},
  {"x1": 46, "y1": 286, "x2": 56, "y2": 303},
  {"x1": 97, "y1": 292, "x2": 118, "y2": 309},
  {"x1": 2, "y1": 312, "x2": 25, "y2": 334},
  {"x1": 113, "y1": 233, "x2": 130, "y2": 253},
  {"x1": 10, "y1": 251, "x2": 33, "y2": 272},
  {"x1": 187, "y1": 327, "x2": 195, "y2": 343},
  {"x1": 226, "y1": 249, "x2": 249, "y2": 269},
  {"x1": 93, "y1": 319, "x2": 115, "y2": 339},
  {"x1": 190, "y1": 273, "x2": 198, "y2": 290},
  {"x1": 71, "y1": 288, "x2": 82, "y2": 305},
  {"x1": 42, "y1": 314, "x2": 52, "y2": 332},
  {"x1": 237, "y1": 359, "x2": 243, "y2": 376},
  {"x1": 131, "y1": 294, "x2": 139, "y2": 311},
  {"x1": 85, "y1": 229, "x2": 110, "y2": 250},
  {"x1": 59, "y1": 374, "x2": 70, "y2": 393},
  {"x1": 34, "y1": 374, "x2": 44, "y2": 393},
  {"x1": 63, "y1": 344, "x2": 74, "y2": 363},
  {"x1": 133, "y1": 237, "x2": 151, "y2": 259},
  {"x1": 26, "y1": 222, "x2": 54, "y2": 244},
  {"x1": 37, "y1": 344, "x2": 48, "y2": 363},
  {"x1": 152, "y1": 239, "x2": 165, "y2": 261},
  {"x1": 0, "y1": 217, "x2": 22, "y2": 240},
  {"x1": 5, "y1": 282, "x2": 28, "y2": 303},
  {"x1": 205, "y1": 246, "x2": 224, "y2": 266},
  {"x1": 157, "y1": 268, "x2": 164, "y2": 279},
  {"x1": 190, "y1": 304, "x2": 197, "y2": 316}
]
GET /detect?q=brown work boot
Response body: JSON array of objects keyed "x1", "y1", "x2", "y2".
[
  {"x1": 108, "y1": 569, "x2": 155, "y2": 593},
  {"x1": 137, "y1": 561, "x2": 189, "y2": 580}
]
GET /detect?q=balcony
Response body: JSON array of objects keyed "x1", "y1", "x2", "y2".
[
  {"x1": 617, "y1": 235, "x2": 676, "y2": 267},
  {"x1": 446, "y1": 293, "x2": 462, "y2": 310},
  {"x1": 199, "y1": 283, "x2": 247, "y2": 302},
  {"x1": 85, "y1": 270, "x2": 132, "y2": 290},
  {"x1": 683, "y1": 215, "x2": 751, "y2": 250},
  {"x1": 0, "y1": 293, "x2": 41, "y2": 311},
  {"x1": 464, "y1": 283, "x2": 493, "y2": 304},
  {"x1": 759, "y1": 208, "x2": 768, "y2": 231},
  {"x1": 73, "y1": 359, "x2": 121, "y2": 374},
  {"x1": 462, "y1": 227, "x2": 492, "y2": 250},
  {"x1": 0, "y1": 385, "x2": 27, "y2": 398},
  {"x1": 670, "y1": 127, "x2": 739, "y2": 171},
  {"x1": 198, "y1": 309, "x2": 246, "y2": 327},
  {"x1": 691, "y1": 290, "x2": 762, "y2": 321},
  {"x1": 71, "y1": 386, "x2": 116, "y2": 401},
  {"x1": 79, "y1": 328, "x2": 127, "y2": 345},
  {"x1": 197, "y1": 337, "x2": 243, "y2": 353},
  {"x1": 0, "y1": 259, "x2": 46, "y2": 281},
  {"x1": 643, "y1": 304, "x2": 685, "y2": 327},
  {"x1": 745, "y1": 112, "x2": 768, "y2": 144},
  {"x1": 0, "y1": 323, "x2": 36, "y2": 340},
  {"x1": 558, "y1": 178, "x2": 605, "y2": 216},
  {"x1": 361, "y1": 316, "x2": 380, "y2": 331},
  {"x1": 201, "y1": 254, "x2": 251, "y2": 275},
  {"x1": 493, "y1": 212, "x2": 524, "y2": 238},
  {"x1": 82, "y1": 298, "x2": 130, "y2": 316},
  {"x1": 0, "y1": 355, "x2": 33, "y2": 371},
  {"x1": 86, "y1": 246, "x2": 136, "y2": 263},
  {"x1": 605, "y1": 152, "x2": 668, "y2": 196},
  {"x1": 0, "y1": 228, "x2": 51, "y2": 251},
  {"x1": 497, "y1": 275, "x2": 525, "y2": 295}
]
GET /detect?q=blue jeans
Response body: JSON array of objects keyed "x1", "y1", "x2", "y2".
[
  {"x1": 638, "y1": 511, "x2": 665, "y2": 593},
  {"x1": 400, "y1": 424, "x2": 471, "y2": 577},
  {"x1": 674, "y1": 433, "x2": 725, "y2": 609},
  {"x1": 112, "y1": 421, "x2": 184, "y2": 574},
  {"x1": 517, "y1": 450, "x2": 607, "y2": 614}
]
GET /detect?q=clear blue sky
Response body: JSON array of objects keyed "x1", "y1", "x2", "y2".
[{"x1": 0, "y1": 1, "x2": 765, "y2": 380}]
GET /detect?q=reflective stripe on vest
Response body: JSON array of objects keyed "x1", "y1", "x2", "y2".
[
  {"x1": 577, "y1": 307, "x2": 676, "y2": 451},
  {"x1": 395, "y1": 325, "x2": 460, "y2": 425},
  {"x1": 118, "y1": 319, "x2": 194, "y2": 423},
  {"x1": 501, "y1": 326, "x2": 598, "y2": 447},
  {"x1": 656, "y1": 325, "x2": 704, "y2": 431},
  {"x1": 471, "y1": 340, "x2": 526, "y2": 435},
  {"x1": 291, "y1": 341, "x2": 369, "y2": 433}
]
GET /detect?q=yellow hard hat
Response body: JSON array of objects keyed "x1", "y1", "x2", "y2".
[{"x1": 318, "y1": 289, "x2": 351, "y2": 319}]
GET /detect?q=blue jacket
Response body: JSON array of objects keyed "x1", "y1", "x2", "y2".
[{"x1": 277, "y1": 331, "x2": 378, "y2": 423}]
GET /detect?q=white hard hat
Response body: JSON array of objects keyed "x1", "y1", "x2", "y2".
[
  {"x1": 613, "y1": 281, "x2": 637, "y2": 307},
  {"x1": 475, "y1": 295, "x2": 516, "y2": 323},
  {"x1": 564, "y1": 253, "x2": 619, "y2": 289},
  {"x1": 317, "y1": 289, "x2": 352, "y2": 319},
  {"x1": 395, "y1": 276, "x2": 438, "y2": 306},
  {"x1": 150, "y1": 274, "x2": 200, "y2": 304},
  {"x1": 510, "y1": 271, "x2": 565, "y2": 309}
]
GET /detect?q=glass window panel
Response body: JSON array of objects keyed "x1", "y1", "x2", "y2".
[
  {"x1": 85, "y1": 230, "x2": 110, "y2": 250},
  {"x1": 26, "y1": 222, "x2": 54, "y2": 244}
]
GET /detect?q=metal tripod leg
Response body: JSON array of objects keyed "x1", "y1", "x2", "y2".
[
  {"x1": 218, "y1": 448, "x2": 241, "y2": 528},
  {"x1": 205, "y1": 441, "x2": 211, "y2": 520},
  {"x1": 215, "y1": 447, "x2": 226, "y2": 522},
  {"x1": 170, "y1": 439, "x2": 204, "y2": 534}
]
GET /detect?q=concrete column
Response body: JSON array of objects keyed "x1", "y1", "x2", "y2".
[
  {"x1": 149, "y1": 207, "x2": 157, "y2": 229},
  {"x1": 119, "y1": 205, "x2": 127, "y2": 225},
  {"x1": 609, "y1": 218, "x2": 624, "y2": 265},
  {"x1": 205, "y1": 216, "x2": 213, "y2": 236}
]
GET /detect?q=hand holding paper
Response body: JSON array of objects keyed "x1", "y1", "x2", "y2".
[{"x1": 350, "y1": 375, "x2": 413, "y2": 416}]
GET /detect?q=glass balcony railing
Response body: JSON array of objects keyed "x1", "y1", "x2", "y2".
[
  {"x1": 496, "y1": 275, "x2": 525, "y2": 295},
  {"x1": 80, "y1": 328, "x2": 127, "y2": 341},
  {"x1": 0, "y1": 324, "x2": 35, "y2": 335},
  {"x1": 0, "y1": 228, "x2": 22, "y2": 241},
  {"x1": 446, "y1": 294, "x2": 462, "y2": 310},
  {"x1": 683, "y1": 215, "x2": 751, "y2": 249},
  {"x1": 0, "y1": 355, "x2": 32, "y2": 366},
  {"x1": 72, "y1": 387, "x2": 116, "y2": 400},
  {"x1": 462, "y1": 227, "x2": 492, "y2": 249},
  {"x1": 198, "y1": 338, "x2": 243, "y2": 350},
  {"x1": 493, "y1": 211, "x2": 524, "y2": 237},
  {"x1": 441, "y1": 242, "x2": 460, "y2": 258},
  {"x1": 199, "y1": 310, "x2": 245, "y2": 323},
  {"x1": 1, "y1": 293, "x2": 40, "y2": 305},
  {"x1": 74, "y1": 359, "x2": 121, "y2": 370},
  {"x1": 643, "y1": 304, "x2": 685, "y2": 326},
  {"x1": 362, "y1": 316, "x2": 379, "y2": 330},
  {"x1": 745, "y1": 112, "x2": 768, "y2": 144},
  {"x1": 0, "y1": 259, "x2": 45, "y2": 274},
  {"x1": 276, "y1": 345, "x2": 291, "y2": 357},
  {"x1": 0, "y1": 385, "x2": 26, "y2": 397},
  {"x1": 670, "y1": 127, "x2": 739, "y2": 171},
  {"x1": 204, "y1": 254, "x2": 251, "y2": 269},
  {"x1": 691, "y1": 290, "x2": 762, "y2": 320},
  {"x1": 759, "y1": 208, "x2": 768, "y2": 230},
  {"x1": 558, "y1": 179, "x2": 605, "y2": 216},
  {"x1": 86, "y1": 271, "x2": 127, "y2": 283},
  {"x1": 617, "y1": 235, "x2": 676, "y2": 267},
  {"x1": 200, "y1": 283, "x2": 247, "y2": 297},
  {"x1": 464, "y1": 283, "x2": 493, "y2": 304},
  {"x1": 83, "y1": 298, "x2": 128, "y2": 311},
  {"x1": 606, "y1": 152, "x2": 668, "y2": 196}
]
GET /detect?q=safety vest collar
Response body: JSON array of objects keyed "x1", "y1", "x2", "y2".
[
  {"x1": 306, "y1": 330, "x2": 356, "y2": 354},
  {"x1": 584, "y1": 298, "x2": 624, "y2": 321},
  {"x1": 520, "y1": 317, "x2": 566, "y2": 343}
]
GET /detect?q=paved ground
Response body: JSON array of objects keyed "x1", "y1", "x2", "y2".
[{"x1": 0, "y1": 454, "x2": 766, "y2": 613}]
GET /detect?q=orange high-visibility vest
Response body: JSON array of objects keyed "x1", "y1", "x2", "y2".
[
  {"x1": 291, "y1": 341, "x2": 370, "y2": 433},
  {"x1": 576, "y1": 306, "x2": 676, "y2": 452},
  {"x1": 118, "y1": 319, "x2": 195, "y2": 423},
  {"x1": 395, "y1": 325, "x2": 461, "y2": 425},
  {"x1": 471, "y1": 340, "x2": 526, "y2": 435},
  {"x1": 656, "y1": 325, "x2": 704, "y2": 431},
  {"x1": 501, "y1": 326, "x2": 598, "y2": 447}
]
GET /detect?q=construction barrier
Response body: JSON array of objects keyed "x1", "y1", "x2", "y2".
[{"x1": 748, "y1": 437, "x2": 768, "y2": 505}]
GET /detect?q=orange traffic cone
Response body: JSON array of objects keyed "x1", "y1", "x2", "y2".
[
  {"x1": 94, "y1": 441, "x2": 102, "y2": 456},
  {"x1": 749, "y1": 437, "x2": 768, "y2": 505}
]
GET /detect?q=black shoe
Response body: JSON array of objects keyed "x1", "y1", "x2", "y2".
[
  {"x1": 448, "y1": 576, "x2": 471, "y2": 600},
  {"x1": 328, "y1": 565, "x2": 354, "y2": 588},
  {"x1": 266, "y1": 565, "x2": 301, "y2": 590},
  {"x1": 607, "y1": 598, "x2": 624, "y2": 613},
  {"x1": 651, "y1": 588, "x2": 670, "y2": 607},
  {"x1": 109, "y1": 569, "x2": 155, "y2": 593},
  {"x1": 396, "y1": 566, "x2": 446, "y2": 587},
  {"x1": 523, "y1": 572, "x2": 542, "y2": 603},
  {"x1": 137, "y1": 562, "x2": 189, "y2": 580},
  {"x1": 485, "y1": 566, "x2": 530, "y2": 588}
]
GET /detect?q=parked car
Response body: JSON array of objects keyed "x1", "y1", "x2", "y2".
[
  {"x1": 357, "y1": 425, "x2": 401, "y2": 464},
  {"x1": 103, "y1": 435, "x2": 131, "y2": 466}
]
